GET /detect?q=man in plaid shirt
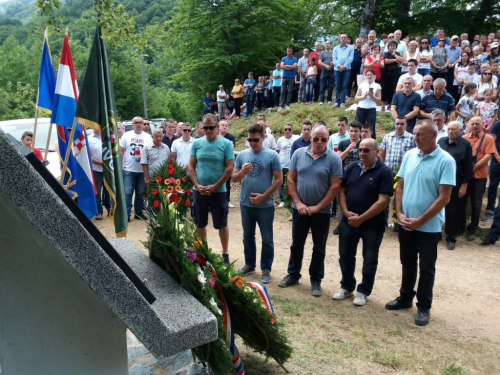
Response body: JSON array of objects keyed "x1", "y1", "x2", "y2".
[{"x1": 380, "y1": 116, "x2": 416, "y2": 174}]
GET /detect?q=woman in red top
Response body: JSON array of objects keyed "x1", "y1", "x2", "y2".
[{"x1": 363, "y1": 44, "x2": 384, "y2": 83}]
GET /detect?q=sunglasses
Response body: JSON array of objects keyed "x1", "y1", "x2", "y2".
[
  {"x1": 421, "y1": 41, "x2": 429, "y2": 44},
  {"x1": 438, "y1": 40, "x2": 445, "y2": 42},
  {"x1": 313, "y1": 137, "x2": 328, "y2": 143},
  {"x1": 247, "y1": 138, "x2": 261, "y2": 143},
  {"x1": 359, "y1": 148, "x2": 375, "y2": 153},
  {"x1": 183, "y1": 129, "x2": 192, "y2": 132},
  {"x1": 203, "y1": 126, "x2": 217, "y2": 131},
  {"x1": 284, "y1": 128, "x2": 292, "y2": 131},
  {"x1": 143, "y1": 123, "x2": 150, "y2": 126},
  {"x1": 483, "y1": 72, "x2": 492, "y2": 75}
]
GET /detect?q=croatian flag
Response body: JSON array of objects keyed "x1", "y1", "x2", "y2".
[{"x1": 51, "y1": 34, "x2": 97, "y2": 218}]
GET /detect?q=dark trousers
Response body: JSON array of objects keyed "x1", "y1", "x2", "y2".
[
  {"x1": 460, "y1": 178, "x2": 487, "y2": 234},
  {"x1": 398, "y1": 229, "x2": 439, "y2": 311},
  {"x1": 273, "y1": 86, "x2": 281, "y2": 107},
  {"x1": 446, "y1": 69, "x2": 455, "y2": 92},
  {"x1": 355, "y1": 107, "x2": 377, "y2": 138},
  {"x1": 381, "y1": 73, "x2": 399, "y2": 104},
  {"x1": 313, "y1": 70, "x2": 322, "y2": 102},
  {"x1": 93, "y1": 170, "x2": 110, "y2": 215},
  {"x1": 444, "y1": 176, "x2": 464, "y2": 243},
  {"x1": 278, "y1": 168, "x2": 288, "y2": 202},
  {"x1": 486, "y1": 163, "x2": 500, "y2": 212},
  {"x1": 431, "y1": 71, "x2": 447, "y2": 81},
  {"x1": 226, "y1": 176, "x2": 231, "y2": 202},
  {"x1": 245, "y1": 95, "x2": 254, "y2": 117},
  {"x1": 338, "y1": 221, "x2": 385, "y2": 296},
  {"x1": 234, "y1": 97, "x2": 242, "y2": 117},
  {"x1": 287, "y1": 209, "x2": 330, "y2": 282},
  {"x1": 266, "y1": 89, "x2": 273, "y2": 108},
  {"x1": 488, "y1": 204, "x2": 500, "y2": 240},
  {"x1": 320, "y1": 69, "x2": 335, "y2": 102},
  {"x1": 256, "y1": 93, "x2": 264, "y2": 110},
  {"x1": 348, "y1": 68, "x2": 360, "y2": 97},
  {"x1": 280, "y1": 77, "x2": 294, "y2": 107}
]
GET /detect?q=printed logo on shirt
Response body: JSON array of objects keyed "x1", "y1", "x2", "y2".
[{"x1": 248, "y1": 158, "x2": 264, "y2": 178}]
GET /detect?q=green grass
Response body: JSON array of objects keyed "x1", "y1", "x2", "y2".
[
  {"x1": 227, "y1": 99, "x2": 394, "y2": 150},
  {"x1": 442, "y1": 363, "x2": 467, "y2": 375}
]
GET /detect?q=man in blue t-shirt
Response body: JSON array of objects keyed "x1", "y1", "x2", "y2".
[
  {"x1": 188, "y1": 114, "x2": 235, "y2": 265},
  {"x1": 202, "y1": 92, "x2": 211, "y2": 114},
  {"x1": 243, "y1": 72, "x2": 256, "y2": 117},
  {"x1": 278, "y1": 47, "x2": 298, "y2": 112},
  {"x1": 232, "y1": 123, "x2": 283, "y2": 283}
]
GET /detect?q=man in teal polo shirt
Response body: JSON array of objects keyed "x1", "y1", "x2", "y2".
[{"x1": 385, "y1": 120, "x2": 455, "y2": 326}]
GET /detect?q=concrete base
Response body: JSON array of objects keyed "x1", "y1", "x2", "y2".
[{"x1": 0, "y1": 190, "x2": 128, "y2": 375}]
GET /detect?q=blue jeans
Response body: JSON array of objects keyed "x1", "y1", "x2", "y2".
[
  {"x1": 287, "y1": 209, "x2": 330, "y2": 282},
  {"x1": 338, "y1": 222, "x2": 384, "y2": 296},
  {"x1": 486, "y1": 162, "x2": 500, "y2": 212},
  {"x1": 123, "y1": 170, "x2": 146, "y2": 217},
  {"x1": 305, "y1": 78, "x2": 316, "y2": 102},
  {"x1": 417, "y1": 68, "x2": 430, "y2": 76},
  {"x1": 241, "y1": 205, "x2": 275, "y2": 271},
  {"x1": 93, "y1": 170, "x2": 110, "y2": 215},
  {"x1": 245, "y1": 94, "x2": 254, "y2": 116},
  {"x1": 320, "y1": 69, "x2": 334, "y2": 102},
  {"x1": 398, "y1": 229, "x2": 439, "y2": 310},
  {"x1": 334, "y1": 69, "x2": 350, "y2": 104}
]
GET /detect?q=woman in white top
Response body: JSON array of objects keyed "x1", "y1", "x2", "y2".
[
  {"x1": 453, "y1": 52, "x2": 470, "y2": 102},
  {"x1": 305, "y1": 57, "x2": 318, "y2": 104},
  {"x1": 402, "y1": 40, "x2": 420, "y2": 73},
  {"x1": 417, "y1": 36, "x2": 433, "y2": 76},
  {"x1": 474, "y1": 69, "x2": 498, "y2": 105},
  {"x1": 355, "y1": 68, "x2": 382, "y2": 138}
]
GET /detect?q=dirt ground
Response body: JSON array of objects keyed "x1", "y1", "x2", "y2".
[{"x1": 95, "y1": 192, "x2": 500, "y2": 375}]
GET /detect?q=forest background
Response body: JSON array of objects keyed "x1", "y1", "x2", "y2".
[{"x1": 0, "y1": 0, "x2": 498, "y2": 123}]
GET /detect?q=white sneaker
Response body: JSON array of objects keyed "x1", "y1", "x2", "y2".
[
  {"x1": 327, "y1": 101, "x2": 332, "y2": 104},
  {"x1": 285, "y1": 105, "x2": 290, "y2": 110},
  {"x1": 332, "y1": 103, "x2": 339, "y2": 108},
  {"x1": 289, "y1": 214, "x2": 293, "y2": 221},
  {"x1": 278, "y1": 202, "x2": 285, "y2": 208},
  {"x1": 277, "y1": 107, "x2": 284, "y2": 112},
  {"x1": 340, "y1": 103, "x2": 345, "y2": 109},
  {"x1": 228, "y1": 202, "x2": 235, "y2": 208},
  {"x1": 319, "y1": 102, "x2": 324, "y2": 105},
  {"x1": 353, "y1": 292, "x2": 367, "y2": 306},
  {"x1": 332, "y1": 288, "x2": 352, "y2": 300}
]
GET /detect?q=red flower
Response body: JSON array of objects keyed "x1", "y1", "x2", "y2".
[
  {"x1": 153, "y1": 200, "x2": 160, "y2": 208},
  {"x1": 169, "y1": 196, "x2": 175, "y2": 202},
  {"x1": 195, "y1": 254, "x2": 207, "y2": 266},
  {"x1": 287, "y1": 189, "x2": 290, "y2": 195},
  {"x1": 175, "y1": 196, "x2": 182, "y2": 203},
  {"x1": 187, "y1": 189, "x2": 192, "y2": 196},
  {"x1": 151, "y1": 189, "x2": 158, "y2": 196},
  {"x1": 155, "y1": 176, "x2": 162, "y2": 182},
  {"x1": 185, "y1": 199, "x2": 190, "y2": 206},
  {"x1": 168, "y1": 161, "x2": 175, "y2": 175},
  {"x1": 181, "y1": 178, "x2": 186, "y2": 183}
]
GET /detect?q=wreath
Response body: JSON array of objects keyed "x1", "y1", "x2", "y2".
[{"x1": 144, "y1": 160, "x2": 292, "y2": 374}]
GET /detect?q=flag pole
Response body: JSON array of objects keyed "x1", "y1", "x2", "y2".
[
  {"x1": 44, "y1": 121, "x2": 53, "y2": 161},
  {"x1": 60, "y1": 118, "x2": 77, "y2": 186},
  {"x1": 32, "y1": 107, "x2": 39, "y2": 152}
]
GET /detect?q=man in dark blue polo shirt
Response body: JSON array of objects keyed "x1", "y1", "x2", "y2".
[
  {"x1": 278, "y1": 47, "x2": 298, "y2": 112},
  {"x1": 290, "y1": 121, "x2": 312, "y2": 158},
  {"x1": 391, "y1": 77, "x2": 421, "y2": 134},
  {"x1": 333, "y1": 138, "x2": 393, "y2": 306},
  {"x1": 419, "y1": 78, "x2": 456, "y2": 121}
]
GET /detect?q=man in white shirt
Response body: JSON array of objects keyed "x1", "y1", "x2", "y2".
[
  {"x1": 327, "y1": 117, "x2": 350, "y2": 151},
  {"x1": 297, "y1": 48, "x2": 310, "y2": 103},
  {"x1": 171, "y1": 123, "x2": 194, "y2": 167},
  {"x1": 432, "y1": 109, "x2": 448, "y2": 143},
  {"x1": 396, "y1": 59, "x2": 423, "y2": 92},
  {"x1": 119, "y1": 116, "x2": 153, "y2": 221},
  {"x1": 89, "y1": 128, "x2": 110, "y2": 220},
  {"x1": 141, "y1": 129, "x2": 170, "y2": 183},
  {"x1": 276, "y1": 122, "x2": 299, "y2": 207},
  {"x1": 216, "y1": 85, "x2": 228, "y2": 121}
]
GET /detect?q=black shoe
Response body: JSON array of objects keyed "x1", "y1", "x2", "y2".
[
  {"x1": 415, "y1": 309, "x2": 430, "y2": 326},
  {"x1": 466, "y1": 233, "x2": 475, "y2": 241},
  {"x1": 481, "y1": 235, "x2": 496, "y2": 245},
  {"x1": 446, "y1": 241, "x2": 455, "y2": 250},
  {"x1": 134, "y1": 212, "x2": 148, "y2": 220},
  {"x1": 333, "y1": 226, "x2": 340, "y2": 235},
  {"x1": 385, "y1": 297, "x2": 413, "y2": 310},
  {"x1": 278, "y1": 274, "x2": 299, "y2": 288},
  {"x1": 222, "y1": 254, "x2": 230, "y2": 266},
  {"x1": 128, "y1": 216, "x2": 131, "y2": 222}
]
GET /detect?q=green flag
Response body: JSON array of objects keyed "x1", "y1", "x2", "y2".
[{"x1": 75, "y1": 25, "x2": 127, "y2": 237}]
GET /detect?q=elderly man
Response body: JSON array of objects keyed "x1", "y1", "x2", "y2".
[
  {"x1": 297, "y1": 48, "x2": 310, "y2": 103},
  {"x1": 361, "y1": 30, "x2": 378, "y2": 56},
  {"x1": 278, "y1": 47, "x2": 298, "y2": 112},
  {"x1": 438, "y1": 121, "x2": 473, "y2": 250},
  {"x1": 419, "y1": 78, "x2": 456, "y2": 121},
  {"x1": 432, "y1": 109, "x2": 448, "y2": 142},
  {"x1": 188, "y1": 114, "x2": 235, "y2": 265},
  {"x1": 386, "y1": 120, "x2": 455, "y2": 326},
  {"x1": 117, "y1": 122, "x2": 125, "y2": 139},
  {"x1": 461, "y1": 116, "x2": 496, "y2": 241},
  {"x1": 279, "y1": 125, "x2": 343, "y2": 297},
  {"x1": 120, "y1": 116, "x2": 153, "y2": 221},
  {"x1": 460, "y1": 33, "x2": 469, "y2": 41},
  {"x1": 417, "y1": 75, "x2": 434, "y2": 99},
  {"x1": 141, "y1": 129, "x2": 170, "y2": 184},
  {"x1": 391, "y1": 77, "x2": 422, "y2": 134},
  {"x1": 333, "y1": 138, "x2": 393, "y2": 306},
  {"x1": 171, "y1": 122, "x2": 194, "y2": 168},
  {"x1": 232, "y1": 123, "x2": 282, "y2": 283},
  {"x1": 333, "y1": 34, "x2": 354, "y2": 109},
  {"x1": 318, "y1": 41, "x2": 335, "y2": 105},
  {"x1": 162, "y1": 119, "x2": 179, "y2": 149},
  {"x1": 309, "y1": 41, "x2": 323, "y2": 102},
  {"x1": 385, "y1": 30, "x2": 408, "y2": 55}
]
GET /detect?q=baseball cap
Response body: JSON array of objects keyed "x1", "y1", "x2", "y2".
[
  {"x1": 451, "y1": 35, "x2": 459, "y2": 40},
  {"x1": 491, "y1": 42, "x2": 499, "y2": 49}
]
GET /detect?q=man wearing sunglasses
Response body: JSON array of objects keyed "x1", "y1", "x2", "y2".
[
  {"x1": 232, "y1": 123, "x2": 283, "y2": 283},
  {"x1": 333, "y1": 138, "x2": 393, "y2": 306},
  {"x1": 171, "y1": 122, "x2": 194, "y2": 168},
  {"x1": 188, "y1": 114, "x2": 235, "y2": 265},
  {"x1": 279, "y1": 125, "x2": 343, "y2": 297}
]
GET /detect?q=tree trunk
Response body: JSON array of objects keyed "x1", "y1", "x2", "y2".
[
  {"x1": 359, "y1": 0, "x2": 377, "y2": 38},
  {"x1": 394, "y1": 0, "x2": 411, "y2": 34}
]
